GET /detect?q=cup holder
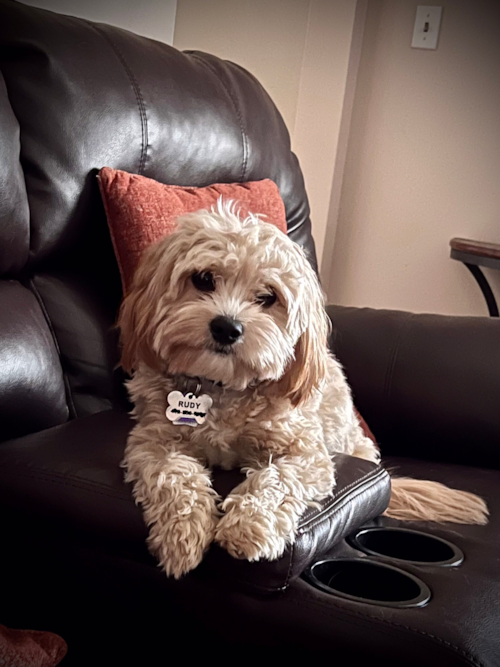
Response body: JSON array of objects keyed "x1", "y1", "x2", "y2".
[
  {"x1": 348, "y1": 527, "x2": 464, "y2": 567},
  {"x1": 305, "y1": 558, "x2": 431, "y2": 608}
]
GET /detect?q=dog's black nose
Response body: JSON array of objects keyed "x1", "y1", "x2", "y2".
[{"x1": 210, "y1": 316, "x2": 244, "y2": 346}]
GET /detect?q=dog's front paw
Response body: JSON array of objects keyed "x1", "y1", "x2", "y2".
[
  {"x1": 214, "y1": 494, "x2": 293, "y2": 561},
  {"x1": 148, "y1": 511, "x2": 218, "y2": 578}
]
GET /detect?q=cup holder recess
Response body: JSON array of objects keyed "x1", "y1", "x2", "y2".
[
  {"x1": 348, "y1": 527, "x2": 464, "y2": 567},
  {"x1": 305, "y1": 558, "x2": 431, "y2": 608}
]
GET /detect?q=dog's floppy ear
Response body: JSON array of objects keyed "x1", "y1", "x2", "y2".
[
  {"x1": 283, "y1": 317, "x2": 329, "y2": 407},
  {"x1": 273, "y1": 262, "x2": 331, "y2": 407},
  {"x1": 281, "y1": 305, "x2": 330, "y2": 407},
  {"x1": 118, "y1": 243, "x2": 167, "y2": 373}
]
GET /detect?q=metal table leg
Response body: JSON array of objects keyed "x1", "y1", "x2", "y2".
[{"x1": 464, "y1": 263, "x2": 499, "y2": 317}]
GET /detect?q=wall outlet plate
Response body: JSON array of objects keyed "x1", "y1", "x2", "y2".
[{"x1": 411, "y1": 5, "x2": 442, "y2": 50}]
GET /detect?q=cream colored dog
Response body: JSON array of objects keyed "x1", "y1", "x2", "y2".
[{"x1": 119, "y1": 201, "x2": 488, "y2": 579}]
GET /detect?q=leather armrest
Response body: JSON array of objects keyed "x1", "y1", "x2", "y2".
[
  {"x1": 328, "y1": 304, "x2": 500, "y2": 469},
  {"x1": 204, "y1": 455, "x2": 389, "y2": 594},
  {"x1": 0, "y1": 410, "x2": 390, "y2": 594}
]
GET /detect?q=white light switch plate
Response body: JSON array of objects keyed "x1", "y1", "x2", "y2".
[{"x1": 411, "y1": 5, "x2": 442, "y2": 49}]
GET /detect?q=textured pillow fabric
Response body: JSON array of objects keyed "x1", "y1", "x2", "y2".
[
  {"x1": 356, "y1": 409, "x2": 378, "y2": 445},
  {"x1": 0, "y1": 624, "x2": 67, "y2": 667},
  {"x1": 97, "y1": 168, "x2": 287, "y2": 292}
]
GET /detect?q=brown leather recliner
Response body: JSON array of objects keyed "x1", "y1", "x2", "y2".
[{"x1": 1, "y1": 3, "x2": 499, "y2": 665}]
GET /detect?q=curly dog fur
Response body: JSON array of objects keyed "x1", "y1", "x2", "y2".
[{"x1": 119, "y1": 201, "x2": 488, "y2": 578}]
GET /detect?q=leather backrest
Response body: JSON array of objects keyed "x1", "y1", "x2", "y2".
[
  {"x1": 0, "y1": 61, "x2": 68, "y2": 440},
  {"x1": 0, "y1": 1, "x2": 316, "y2": 438}
]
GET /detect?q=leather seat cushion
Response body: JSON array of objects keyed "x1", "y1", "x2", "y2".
[{"x1": 0, "y1": 409, "x2": 389, "y2": 593}]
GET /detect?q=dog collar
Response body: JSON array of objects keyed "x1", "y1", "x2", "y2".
[{"x1": 167, "y1": 374, "x2": 224, "y2": 396}]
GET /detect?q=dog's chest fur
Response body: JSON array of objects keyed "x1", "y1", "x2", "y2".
[
  {"x1": 188, "y1": 387, "x2": 324, "y2": 468},
  {"x1": 128, "y1": 356, "x2": 362, "y2": 471}
]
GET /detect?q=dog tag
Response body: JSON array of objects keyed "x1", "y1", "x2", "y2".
[{"x1": 166, "y1": 391, "x2": 213, "y2": 427}]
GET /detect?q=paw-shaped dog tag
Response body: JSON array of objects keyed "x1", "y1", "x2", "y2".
[{"x1": 166, "y1": 391, "x2": 213, "y2": 427}]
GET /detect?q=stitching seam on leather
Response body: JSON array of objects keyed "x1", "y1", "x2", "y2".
[
  {"x1": 88, "y1": 24, "x2": 149, "y2": 175},
  {"x1": 292, "y1": 597, "x2": 484, "y2": 667},
  {"x1": 298, "y1": 467, "x2": 380, "y2": 526},
  {"x1": 299, "y1": 466, "x2": 386, "y2": 529},
  {"x1": 299, "y1": 471, "x2": 389, "y2": 536},
  {"x1": 284, "y1": 541, "x2": 295, "y2": 587},
  {"x1": 299, "y1": 467, "x2": 378, "y2": 525},
  {"x1": 1, "y1": 466, "x2": 131, "y2": 502},
  {"x1": 28, "y1": 277, "x2": 76, "y2": 419},
  {"x1": 190, "y1": 53, "x2": 249, "y2": 182},
  {"x1": 383, "y1": 312, "x2": 413, "y2": 421}
]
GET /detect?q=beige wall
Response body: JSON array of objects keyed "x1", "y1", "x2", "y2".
[
  {"x1": 174, "y1": 0, "x2": 311, "y2": 135},
  {"x1": 174, "y1": 0, "x2": 360, "y2": 264},
  {"x1": 293, "y1": 0, "x2": 362, "y2": 264},
  {"x1": 326, "y1": 0, "x2": 500, "y2": 316},
  {"x1": 20, "y1": 0, "x2": 177, "y2": 44}
]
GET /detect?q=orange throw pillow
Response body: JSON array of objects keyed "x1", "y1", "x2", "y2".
[
  {"x1": 0, "y1": 624, "x2": 67, "y2": 667},
  {"x1": 97, "y1": 168, "x2": 287, "y2": 292}
]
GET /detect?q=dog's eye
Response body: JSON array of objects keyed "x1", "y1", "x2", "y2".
[
  {"x1": 256, "y1": 290, "x2": 277, "y2": 308},
  {"x1": 192, "y1": 271, "x2": 216, "y2": 292}
]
